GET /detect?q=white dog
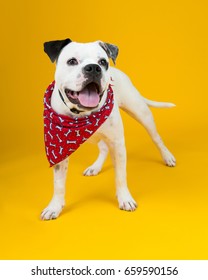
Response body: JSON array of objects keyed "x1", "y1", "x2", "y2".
[{"x1": 41, "y1": 39, "x2": 176, "y2": 220}]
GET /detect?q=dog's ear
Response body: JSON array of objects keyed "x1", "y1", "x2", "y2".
[
  {"x1": 98, "y1": 41, "x2": 119, "y2": 65},
  {"x1": 44, "y1": 38, "x2": 72, "y2": 63}
]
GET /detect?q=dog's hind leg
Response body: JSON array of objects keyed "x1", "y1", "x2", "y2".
[
  {"x1": 83, "y1": 140, "x2": 109, "y2": 176},
  {"x1": 113, "y1": 71, "x2": 176, "y2": 166},
  {"x1": 121, "y1": 96, "x2": 176, "y2": 166}
]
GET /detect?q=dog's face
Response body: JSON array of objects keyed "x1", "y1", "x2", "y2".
[{"x1": 44, "y1": 39, "x2": 118, "y2": 113}]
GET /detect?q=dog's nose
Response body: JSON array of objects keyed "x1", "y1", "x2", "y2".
[{"x1": 83, "y1": 64, "x2": 102, "y2": 77}]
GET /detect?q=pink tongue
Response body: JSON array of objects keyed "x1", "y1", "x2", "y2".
[{"x1": 78, "y1": 84, "x2": 100, "y2": 107}]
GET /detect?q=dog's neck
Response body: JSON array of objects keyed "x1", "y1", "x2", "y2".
[{"x1": 51, "y1": 83, "x2": 109, "y2": 118}]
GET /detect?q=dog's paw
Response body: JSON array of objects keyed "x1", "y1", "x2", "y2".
[
  {"x1": 83, "y1": 165, "x2": 101, "y2": 176},
  {"x1": 41, "y1": 198, "x2": 64, "y2": 220},
  {"x1": 162, "y1": 149, "x2": 176, "y2": 167},
  {"x1": 117, "y1": 189, "x2": 138, "y2": 212},
  {"x1": 119, "y1": 200, "x2": 138, "y2": 211}
]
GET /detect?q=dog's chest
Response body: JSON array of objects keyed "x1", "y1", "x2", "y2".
[{"x1": 87, "y1": 103, "x2": 119, "y2": 144}]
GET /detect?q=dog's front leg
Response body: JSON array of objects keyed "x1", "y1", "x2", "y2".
[
  {"x1": 109, "y1": 139, "x2": 137, "y2": 211},
  {"x1": 41, "y1": 158, "x2": 69, "y2": 220}
]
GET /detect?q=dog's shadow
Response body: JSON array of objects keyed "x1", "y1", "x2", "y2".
[
  {"x1": 62, "y1": 194, "x2": 116, "y2": 215},
  {"x1": 61, "y1": 156, "x2": 165, "y2": 216},
  {"x1": 62, "y1": 164, "x2": 115, "y2": 215}
]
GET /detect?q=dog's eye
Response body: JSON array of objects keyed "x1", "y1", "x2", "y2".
[
  {"x1": 99, "y1": 58, "x2": 108, "y2": 68},
  {"x1": 67, "y1": 58, "x2": 78, "y2": 66}
]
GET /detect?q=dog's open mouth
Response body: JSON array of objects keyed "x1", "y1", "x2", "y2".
[{"x1": 64, "y1": 82, "x2": 102, "y2": 109}]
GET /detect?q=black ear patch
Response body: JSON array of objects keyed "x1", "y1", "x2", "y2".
[
  {"x1": 99, "y1": 42, "x2": 119, "y2": 64},
  {"x1": 44, "y1": 38, "x2": 72, "y2": 63}
]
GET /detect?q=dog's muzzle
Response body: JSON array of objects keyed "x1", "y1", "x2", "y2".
[
  {"x1": 64, "y1": 64, "x2": 104, "y2": 109},
  {"x1": 64, "y1": 82, "x2": 103, "y2": 109}
]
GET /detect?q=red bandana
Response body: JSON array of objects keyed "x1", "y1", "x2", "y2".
[{"x1": 44, "y1": 81, "x2": 114, "y2": 167}]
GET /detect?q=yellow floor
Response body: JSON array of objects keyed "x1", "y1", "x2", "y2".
[
  {"x1": 1, "y1": 111, "x2": 208, "y2": 260},
  {"x1": 1, "y1": 0, "x2": 208, "y2": 261}
]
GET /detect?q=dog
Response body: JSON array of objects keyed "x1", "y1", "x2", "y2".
[{"x1": 41, "y1": 38, "x2": 176, "y2": 220}]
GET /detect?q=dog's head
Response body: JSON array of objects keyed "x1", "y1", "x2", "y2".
[{"x1": 44, "y1": 39, "x2": 118, "y2": 113}]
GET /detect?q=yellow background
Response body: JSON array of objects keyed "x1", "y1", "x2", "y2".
[{"x1": 0, "y1": 0, "x2": 208, "y2": 259}]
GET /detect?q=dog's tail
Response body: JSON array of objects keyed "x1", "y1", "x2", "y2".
[{"x1": 143, "y1": 98, "x2": 176, "y2": 108}]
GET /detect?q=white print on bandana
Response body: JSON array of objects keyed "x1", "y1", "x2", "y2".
[{"x1": 43, "y1": 81, "x2": 114, "y2": 167}]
